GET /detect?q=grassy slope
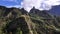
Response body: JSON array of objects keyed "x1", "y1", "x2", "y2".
[{"x1": 0, "y1": 6, "x2": 60, "y2": 34}]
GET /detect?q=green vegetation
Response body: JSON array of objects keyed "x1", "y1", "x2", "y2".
[{"x1": 0, "y1": 6, "x2": 60, "y2": 34}]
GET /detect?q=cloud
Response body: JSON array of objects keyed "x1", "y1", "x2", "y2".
[{"x1": 21, "y1": 0, "x2": 60, "y2": 12}]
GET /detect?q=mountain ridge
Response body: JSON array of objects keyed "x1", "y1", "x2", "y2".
[{"x1": 0, "y1": 6, "x2": 60, "y2": 34}]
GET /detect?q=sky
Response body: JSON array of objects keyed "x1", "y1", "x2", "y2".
[
  {"x1": 0, "y1": 0, "x2": 60, "y2": 11},
  {"x1": 21, "y1": 0, "x2": 60, "y2": 12},
  {"x1": 0, "y1": 0, "x2": 22, "y2": 8},
  {"x1": 0, "y1": 0, "x2": 60, "y2": 16}
]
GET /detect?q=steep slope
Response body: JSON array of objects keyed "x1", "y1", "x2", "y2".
[
  {"x1": 0, "y1": 6, "x2": 60, "y2": 34},
  {"x1": 29, "y1": 7, "x2": 60, "y2": 34}
]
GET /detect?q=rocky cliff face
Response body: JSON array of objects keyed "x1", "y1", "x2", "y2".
[{"x1": 0, "y1": 6, "x2": 60, "y2": 34}]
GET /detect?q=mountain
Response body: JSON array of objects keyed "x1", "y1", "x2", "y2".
[
  {"x1": 0, "y1": 6, "x2": 60, "y2": 34},
  {"x1": 29, "y1": 7, "x2": 52, "y2": 19},
  {"x1": 49, "y1": 5, "x2": 60, "y2": 16}
]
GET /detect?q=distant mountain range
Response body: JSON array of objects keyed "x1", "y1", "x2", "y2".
[{"x1": 49, "y1": 5, "x2": 60, "y2": 16}]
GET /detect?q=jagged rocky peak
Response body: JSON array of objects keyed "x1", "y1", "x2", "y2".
[
  {"x1": 29, "y1": 7, "x2": 48, "y2": 14},
  {"x1": 29, "y1": 7, "x2": 52, "y2": 19},
  {"x1": 29, "y1": 7, "x2": 40, "y2": 14}
]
